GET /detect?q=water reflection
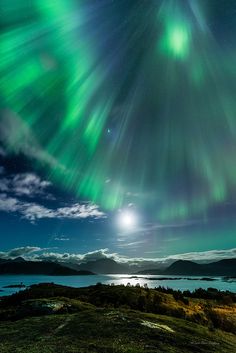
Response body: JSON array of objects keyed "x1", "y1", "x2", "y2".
[{"x1": 0, "y1": 274, "x2": 235, "y2": 296}]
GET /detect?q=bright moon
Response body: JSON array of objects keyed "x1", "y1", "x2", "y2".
[{"x1": 117, "y1": 210, "x2": 137, "y2": 229}]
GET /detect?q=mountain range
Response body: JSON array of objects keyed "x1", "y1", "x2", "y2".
[
  {"x1": 0, "y1": 257, "x2": 235, "y2": 276},
  {"x1": 0, "y1": 258, "x2": 94, "y2": 276},
  {"x1": 163, "y1": 258, "x2": 236, "y2": 276},
  {"x1": 68, "y1": 258, "x2": 236, "y2": 276},
  {"x1": 63, "y1": 258, "x2": 130, "y2": 274},
  {"x1": 137, "y1": 258, "x2": 236, "y2": 276}
]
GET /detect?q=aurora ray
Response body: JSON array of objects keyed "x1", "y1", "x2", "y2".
[{"x1": 1, "y1": 0, "x2": 236, "y2": 226}]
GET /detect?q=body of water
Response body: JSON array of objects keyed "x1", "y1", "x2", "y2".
[{"x1": 0, "y1": 274, "x2": 235, "y2": 297}]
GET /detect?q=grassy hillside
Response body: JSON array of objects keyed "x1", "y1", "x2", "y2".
[{"x1": 0, "y1": 283, "x2": 235, "y2": 352}]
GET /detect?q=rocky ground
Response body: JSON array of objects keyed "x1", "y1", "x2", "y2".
[{"x1": 0, "y1": 283, "x2": 235, "y2": 353}]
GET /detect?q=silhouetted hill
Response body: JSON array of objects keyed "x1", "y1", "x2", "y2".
[
  {"x1": 164, "y1": 258, "x2": 236, "y2": 276},
  {"x1": 0, "y1": 259, "x2": 95, "y2": 276},
  {"x1": 137, "y1": 258, "x2": 236, "y2": 276},
  {"x1": 164, "y1": 260, "x2": 202, "y2": 275},
  {"x1": 0, "y1": 257, "x2": 26, "y2": 264},
  {"x1": 9, "y1": 257, "x2": 26, "y2": 263},
  {"x1": 76, "y1": 258, "x2": 130, "y2": 274}
]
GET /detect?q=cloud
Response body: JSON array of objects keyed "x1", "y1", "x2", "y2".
[
  {"x1": 0, "y1": 178, "x2": 9, "y2": 192},
  {"x1": 118, "y1": 220, "x2": 201, "y2": 237},
  {"x1": 21, "y1": 202, "x2": 106, "y2": 221},
  {"x1": 12, "y1": 173, "x2": 51, "y2": 197},
  {"x1": 54, "y1": 236, "x2": 70, "y2": 241},
  {"x1": 0, "y1": 193, "x2": 106, "y2": 222},
  {"x1": 1, "y1": 247, "x2": 236, "y2": 267},
  {"x1": 28, "y1": 247, "x2": 236, "y2": 268},
  {"x1": 0, "y1": 109, "x2": 63, "y2": 169},
  {"x1": 0, "y1": 173, "x2": 52, "y2": 197},
  {"x1": 34, "y1": 248, "x2": 115, "y2": 264},
  {"x1": 55, "y1": 204, "x2": 106, "y2": 219},
  {"x1": 116, "y1": 240, "x2": 147, "y2": 249},
  {"x1": 0, "y1": 147, "x2": 6, "y2": 157},
  {"x1": 0, "y1": 170, "x2": 106, "y2": 223},
  {"x1": 0, "y1": 246, "x2": 42, "y2": 259},
  {"x1": 0, "y1": 194, "x2": 21, "y2": 212},
  {"x1": 0, "y1": 112, "x2": 106, "y2": 223},
  {"x1": 20, "y1": 248, "x2": 236, "y2": 266},
  {"x1": 7, "y1": 246, "x2": 42, "y2": 258},
  {"x1": 168, "y1": 248, "x2": 236, "y2": 262},
  {"x1": 82, "y1": 249, "x2": 115, "y2": 262}
]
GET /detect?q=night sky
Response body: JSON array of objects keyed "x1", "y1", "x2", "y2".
[{"x1": 0, "y1": 0, "x2": 236, "y2": 266}]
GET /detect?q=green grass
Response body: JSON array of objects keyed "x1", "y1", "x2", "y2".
[
  {"x1": 0, "y1": 307, "x2": 235, "y2": 353},
  {"x1": 0, "y1": 284, "x2": 235, "y2": 352}
]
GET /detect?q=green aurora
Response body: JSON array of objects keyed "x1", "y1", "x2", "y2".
[{"x1": 1, "y1": 0, "x2": 236, "y2": 224}]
